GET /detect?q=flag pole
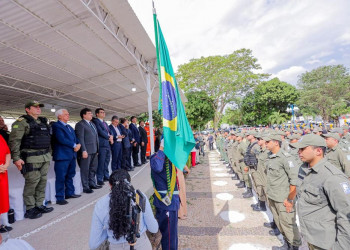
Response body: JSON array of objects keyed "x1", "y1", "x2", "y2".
[{"x1": 153, "y1": 1, "x2": 162, "y2": 113}]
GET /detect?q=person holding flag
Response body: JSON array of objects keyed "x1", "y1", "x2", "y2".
[{"x1": 150, "y1": 3, "x2": 196, "y2": 249}]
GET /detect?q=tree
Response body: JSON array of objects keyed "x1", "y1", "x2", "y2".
[
  {"x1": 137, "y1": 110, "x2": 162, "y2": 128},
  {"x1": 241, "y1": 78, "x2": 298, "y2": 125},
  {"x1": 220, "y1": 107, "x2": 245, "y2": 126},
  {"x1": 177, "y1": 49, "x2": 268, "y2": 129},
  {"x1": 185, "y1": 91, "x2": 215, "y2": 129},
  {"x1": 268, "y1": 111, "x2": 289, "y2": 125},
  {"x1": 297, "y1": 65, "x2": 350, "y2": 122}
]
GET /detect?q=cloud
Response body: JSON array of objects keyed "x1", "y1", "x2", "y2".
[
  {"x1": 128, "y1": 0, "x2": 350, "y2": 77},
  {"x1": 272, "y1": 66, "x2": 306, "y2": 85}
]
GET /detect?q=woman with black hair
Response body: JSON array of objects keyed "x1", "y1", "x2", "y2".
[{"x1": 89, "y1": 169, "x2": 158, "y2": 250}]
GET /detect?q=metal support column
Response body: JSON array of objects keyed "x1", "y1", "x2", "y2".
[{"x1": 146, "y1": 68, "x2": 155, "y2": 155}]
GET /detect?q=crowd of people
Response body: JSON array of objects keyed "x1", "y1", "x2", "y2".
[
  {"x1": 0, "y1": 100, "x2": 154, "y2": 233},
  {"x1": 217, "y1": 125, "x2": 350, "y2": 249}
]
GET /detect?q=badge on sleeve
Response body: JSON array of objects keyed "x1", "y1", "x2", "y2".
[
  {"x1": 288, "y1": 161, "x2": 295, "y2": 168},
  {"x1": 340, "y1": 182, "x2": 350, "y2": 195}
]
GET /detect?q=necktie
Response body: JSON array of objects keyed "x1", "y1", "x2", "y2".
[
  {"x1": 66, "y1": 124, "x2": 72, "y2": 133},
  {"x1": 89, "y1": 122, "x2": 97, "y2": 134},
  {"x1": 103, "y1": 121, "x2": 110, "y2": 135}
]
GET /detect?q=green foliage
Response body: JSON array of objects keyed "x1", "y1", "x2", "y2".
[
  {"x1": 185, "y1": 91, "x2": 215, "y2": 129},
  {"x1": 137, "y1": 110, "x2": 162, "y2": 128},
  {"x1": 221, "y1": 107, "x2": 245, "y2": 126},
  {"x1": 297, "y1": 65, "x2": 350, "y2": 122},
  {"x1": 268, "y1": 111, "x2": 289, "y2": 125},
  {"x1": 176, "y1": 48, "x2": 268, "y2": 129},
  {"x1": 240, "y1": 78, "x2": 297, "y2": 125}
]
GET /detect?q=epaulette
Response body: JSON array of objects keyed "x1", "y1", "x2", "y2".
[{"x1": 16, "y1": 117, "x2": 24, "y2": 122}]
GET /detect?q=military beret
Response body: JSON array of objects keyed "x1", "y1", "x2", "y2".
[
  {"x1": 291, "y1": 134, "x2": 326, "y2": 149},
  {"x1": 322, "y1": 133, "x2": 341, "y2": 141}
]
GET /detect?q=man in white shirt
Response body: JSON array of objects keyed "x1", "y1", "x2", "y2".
[{"x1": 109, "y1": 116, "x2": 124, "y2": 171}]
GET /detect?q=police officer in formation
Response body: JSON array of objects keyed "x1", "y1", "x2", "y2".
[
  {"x1": 218, "y1": 123, "x2": 350, "y2": 249},
  {"x1": 9, "y1": 101, "x2": 54, "y2": 219}
]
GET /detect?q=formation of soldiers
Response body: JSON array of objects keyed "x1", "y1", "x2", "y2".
[{"x1": 216, "y1": 125, "x2": 350, "y2": 250}]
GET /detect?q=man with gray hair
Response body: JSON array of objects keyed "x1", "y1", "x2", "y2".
[{"x1": 51, "y1": 109, "x2": 81, "y2": 205}]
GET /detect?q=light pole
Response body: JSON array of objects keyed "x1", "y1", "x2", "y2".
[{"x1": 286, "y1": 104, "x2": 299, "y2": 126}]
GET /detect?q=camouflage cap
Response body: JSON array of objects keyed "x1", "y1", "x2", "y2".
[
  {"x1": 330, "y1": 128, "x2": 344, "y2": 135},
  {"x1": 290, "y1": 134, "x2": 326, "y2": 149},
  {"x1": 246, "y1": 130, "x2": 258, "y2": 136},
  {"x1": 293, "y1": 129, "x2": 303, "y2": 134},
  {"x1": 289, "y1": 134, "x2": 301, "y2": 140},
  {"x1": 312, "y1": 127, "x2": 322, "y2": 133},
  {"x1": 322, "y1": 133, "x2": 341, "y2": 141},
  {"x1": 262, "y1": 133, "x2": 282, "y2": 142},
  {"x1": 25, "y1": 100, "x2": 44, "y2": 109},
  {"x1": 275, "y1": 130, "x2": 286, "y2": 136}
]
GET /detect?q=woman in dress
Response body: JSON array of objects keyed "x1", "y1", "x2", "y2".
[{"x1": 0, "y1": 135, "x2": 12, "y2": 233}]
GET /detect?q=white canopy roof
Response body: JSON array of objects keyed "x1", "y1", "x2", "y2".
[{"x1": 0, "y1": 0, "x2": 160, "y2": 120}]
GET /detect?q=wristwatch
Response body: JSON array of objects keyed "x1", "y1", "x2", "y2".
[{"x1": 287, "y1": 199, "x2": 294, "y2": 204}]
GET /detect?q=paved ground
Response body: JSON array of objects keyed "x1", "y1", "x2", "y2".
[
  {"x1": 178, "y1": 149, "x2": 282, "y2": 250},
  {"x1": 5, "y1": 149, "x2": 309, "y2": 249},
  {"x1": 7, "y1": 163, "x2": 153, "y2": 250}
]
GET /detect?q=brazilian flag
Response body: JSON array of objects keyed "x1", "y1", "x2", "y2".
[{"x1": 153, "y1": 11, "x2": 195, "y2": 171}]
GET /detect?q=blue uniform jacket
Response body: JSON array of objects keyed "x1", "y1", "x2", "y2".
[
  {"x1": 92, "y1": 118, "x2": 110, "y2": 148},
  {"x1": 150, "y1": 150, "x2": 180, "y2": 211},
  {"x1": 129, "y1": 123, "x2": 141, "y2": 144},
  {"x1": 52, "y1": 121, "x2": 79, "y2": 161}
]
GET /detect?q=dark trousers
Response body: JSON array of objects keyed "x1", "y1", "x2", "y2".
[
  {"x1": 140, "y1": 142, "x2": 147, "y2": 163},
  {"x1": 96, "y1": 147, "x2": 110, "y2": 182},
  {"x1": 54, "y1": 158, "x2": 76, "y2": 201},
  {"x1": 132, "y1": 143, "x2": 140, "y2": 166},
  {"x1": 209, "y1": 142, "x2": 214, "y2": 150},
  {"x1": 122, "y1": 147, "x2": 131, "y2": 170},
  {"x1": 111, "y1": 142, "x2": 122, "y2": 171},
  {"x1": 156, "y1": 209, "x2": 178, "y2": 250},
  {"x1": 78, "y1": 153, "x2": 98, "y2": 190}
]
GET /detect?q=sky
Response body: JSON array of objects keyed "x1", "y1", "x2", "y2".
[{"x1": 128, "y1": 0, "x2": 350, "y2": 85}]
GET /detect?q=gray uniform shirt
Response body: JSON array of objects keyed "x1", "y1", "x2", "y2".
[
  {"x1": 297, "y1": 158, "x2": 350, "y2": 249},
  {"x1": 266, "y1": 150, "x2": 299, "y2": 202},
  {"x1": 326, "y1": 144, "x2": 350, "y2": 177}
]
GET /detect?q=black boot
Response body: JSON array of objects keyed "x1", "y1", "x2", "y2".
[
  {"x1": 254, "y1": 200, "x2": 267, "y2": 211},
  {"x1": 269, "y1": 227, "x2": 281, "y2": 236},
  {"x1": 289, "y1": 245, "x2": 299, "y2": 250},
  {"x1": 24, "y1": 207, "x2": 42, "y2": 219},
  {"x1": 251, "y1": 200, "x2": 260, "y2": 209},
  {"x1": 236, "y1": 181, "x2": 245, "y2": 188},
  {"x1": 231, "y1": 174, "x2": 239, "y2": 180},
  {"x1": 243, "y1": 187, "x2": 253, "y2": 198},
  {"x1": 272, "y1": 240, "x2": 289, "y2": 250},
  {"x1": 228, "y1": 169, "x2": 234, "y2": 174},
  {"x1": 264, "y1": 221, "x2": 277, "y2": 229}
]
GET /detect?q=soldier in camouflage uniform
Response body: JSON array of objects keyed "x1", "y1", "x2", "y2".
[
  {"x1": 322, "y1": 133, "x2": 350, "y2": 177},
  {"x1": 243, "y1": 130, "x2": 260, "y2": 198},
  {"x1": 234, "y1": 133, "x2": 245, "y2": 187},
  {"x1": 9, "y1": 101, "x2": 54, "y2": 219},
  {"x1": 263, "y1": 132, "x2": 302, "y2": 249}
]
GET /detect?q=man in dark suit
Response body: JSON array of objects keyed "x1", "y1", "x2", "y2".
[
  {"x1": 109, "y1": 116, "x2": 123, "y2": 171},
  {"x1": 75, "y1": 108, "x2": 101, "y2": 193},
  {"x1": 119, "y1": 118, "x2": 133, "y2": 171},
  {"x1": 129, "y1": 116, "x2": 141, "y2": 167},
  {"x1": 138, "y1": 120, "x2": 148, "y2": 164},
  {"x1": 92, "y1": 108, "x2": 113, "y2": 185},
  {"x1": 52, "y1": 109, "x2": 81, "y2": 205}
]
